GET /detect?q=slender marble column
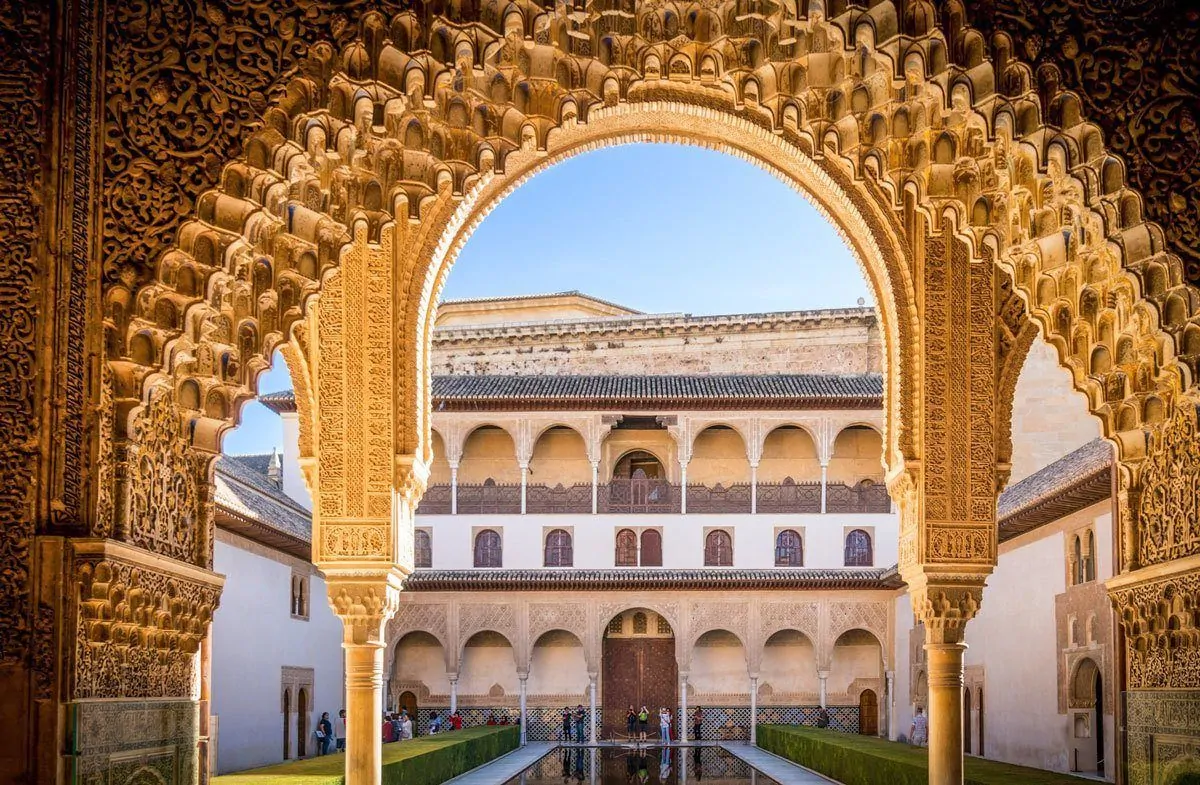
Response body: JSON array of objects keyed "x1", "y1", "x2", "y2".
[
  {"x1": 589, "y1": 674, "x2": 598, "y2": 744},
  {"x1": 591, "y1": 461, "x2": 599, "y2": 514},
  {"x1": 450, "y1": 464, "x2": 459, "y2": 515},
  {"x1": 818, "y1": 670, "x2": 829, "y2": 709},
  {"x1": 449, "y1": 676, "x2": 458, "y2": 714},
  {"x1": 344, "y1": 643, "x2": 385, "y2": 785},
  {"x1": 520, "y1": 465, "x2": 528, "y2": 514},
  {"x1": 749, "y1": 675, "x2": 759, "y2": 744},
  {"x1": 680, "y1": 462, "x2": 689, "y2": 514},
  {"x1": 820, "y1": 463, "x2": 828, "y2": 513},
  {"x1": 927, "y1": 643, "x2": 967, "y2": 785},
  {"x1": 750, "y1": 464, "x2": 758, "y2": 515},
  {"x1": 519, "y1": 675, "x2": 529, "y2": 746},
  {"x1": 680, "y1": 671, "x2": 689, "y2": 744}
]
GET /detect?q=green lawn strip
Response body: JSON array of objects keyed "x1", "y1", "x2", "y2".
[
  {"x1": 213, "y1": 726, "x2": 520, "y2": 785},
  {"x1": 757, "y1": 725, "x2": 1093, "y2": 785}
]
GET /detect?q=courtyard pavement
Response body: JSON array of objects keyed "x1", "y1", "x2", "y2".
[
  {"x1": 719, "y1": 743, "x2": 840, "y2": 784},
  {"x1": 441, "y1": 743, "x2": 554, "y2": 785}
]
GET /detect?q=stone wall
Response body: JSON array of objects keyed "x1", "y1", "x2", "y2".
[
  {"x1": 1008, "y1": 339, "x2": 1102, "y2": 484},
  {"x1": 430, "y1": 310, "x2": 882, "y2": 376}
]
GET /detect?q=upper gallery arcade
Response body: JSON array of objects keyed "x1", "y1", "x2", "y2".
[{"x1": 6, "y1": 1, "x2": 1200, "y2": 785}]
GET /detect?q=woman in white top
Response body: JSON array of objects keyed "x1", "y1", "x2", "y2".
[{"x1": 659, "y1": 708, "x2": 672, "y2": 743}]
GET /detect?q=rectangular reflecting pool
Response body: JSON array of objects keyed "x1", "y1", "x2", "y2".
[{"x1": 503, "y1": 746, "x2": 781, "y2": 785}]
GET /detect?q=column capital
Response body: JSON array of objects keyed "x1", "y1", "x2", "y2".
[
  {"x1": 326, "y1": 570, "x2": 405, "y2": 646},
  {"x1": 906, "y1": 572, "x2": 985, "y2": 645}
]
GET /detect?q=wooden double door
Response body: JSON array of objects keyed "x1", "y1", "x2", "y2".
[{"x1": 601, "y1": 637, "x2": 677, "y2": 738}]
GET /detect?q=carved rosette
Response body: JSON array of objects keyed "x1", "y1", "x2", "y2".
[{"x1": 72, "y1": 540, "x2": 223, "y2": 700}]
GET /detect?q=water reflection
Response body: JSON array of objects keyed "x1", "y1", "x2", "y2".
[{"x1": 506, "y1": 746, "x2": 778, "y2": 785}]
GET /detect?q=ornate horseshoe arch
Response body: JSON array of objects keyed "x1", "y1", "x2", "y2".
[{"x1": 96, "y1": 2, "x2": 1200, "y2": 783}]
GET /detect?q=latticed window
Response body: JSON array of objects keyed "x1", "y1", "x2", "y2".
[
  {"x1": 544, "y1": 529, "x2": 573, "y2": 567},
  {"x1": 640, "y1": 529, "x2": 663, "y2": 567},
  {"x1": 290, "y1": 573, "x2": 309, "y2": 619},
  {"x1": 657, "y1": 615, "x2": 672, "y2": 635},
  {"x1": 607, "y1": 616, "x2": 624, "y2": 635},
  {"x1": 615, "y1": 529, "x2": 638, "y2": 566},
  {"x1": 474, "y1": 529, "x2": 502, "y2": 568},
  {"x1": 844, "y1": 529, "x2": 873, "y2": 566},
  {"x1": 704, "y1": 530, "x2": 733, "y2": 566},
  {"x1": 632, "y1": 612, "x2": 648, "y2": 634},
  {"x1": 775, "y1": 529, "x2": 803, "y2": 567},
  {"x1": 414, "y1": 530, "x2": 432, "y2": 568}
]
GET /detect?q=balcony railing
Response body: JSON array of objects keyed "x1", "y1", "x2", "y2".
[
  {"x1": 686, "y1": 483, "x2": 752, "y2": 513},
  {"x1": 526, "y1": 483, "x2": 592, "y2": 514},
  {"x1": 756, "y1": 480, "x2": 822, "y2": 514},
  {"x1": 415, "y1": 479, "x2": 891, "y2": 514},
  {"x1": 455, "y1": 482, "x2": 521, "y2": 515},
  {"x1": 826, "y1": 480, "x2": 892, "y2": 513},
  {"x1": 599, "y1": 478, "x2": 680, "y2": 514}
]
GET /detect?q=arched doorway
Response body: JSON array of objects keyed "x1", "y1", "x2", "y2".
[
  {"x1": 1070, "y1": 658, "x2": 1102, "y2": 774},
  {"x1": 859, "y1": 690, "x2": 879, "y2": 736},
  {"x1": 397, "y1": 691, "x2": 418, "y2": 728},
  {"x1": 602, "y1": 609, "x2": 677, "y2": 739},
  {"x1": 296, "y1": 688, "x2": 308, "y2": 758},
  {"x1": 282, "y1": 689, "x2": 291, "y2": 760}
]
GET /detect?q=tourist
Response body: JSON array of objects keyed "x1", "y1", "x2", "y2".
[
  {"x1": 659, "y1": 707, "x2": 671, "y2": 743},
  {"x1": 816, "y1": 707, "x2": 830, "y2": 729},
  {"x1": 430, "y1": 711, "x2": 443, "y2": 734},
  {"x1": 317, "y1": 712, "x2": 334, "y2": 755},
  {"x1": 626, "y1": 706, "x2": 637, "y2": 739},
  {"x1": 382, "y1": 714, "x2": 396, "y2": 743},
  {"x1": 692, "y1": 707, "x2": 703, "y2": 742},
  {"x1": 399, "y1": 711, "x2": 413, "y2": 740},
  {"x1": 562, "y1": 706, "x2": 573, "y2": 741},
  {"x1": 335, "y1": 709, "x2": 347, "y2": 752},
  {"x1": 910, "y1": 707, "x2": 928, "y2": 747},
  {"x1": 638, "y1": 705, "x2": 650, "y2": 742},
  {"x1": 574, "y1": 704, "x2": 587, "y2": 743},
  {"x1": 391, "y1": 713, "x2": 403, "y2": 740},
  {"x1": 487, "y1": 712, "x2": 498, "y2": 726},
  {"x1": 450, "y1": 711, "x2": 463, "y2": 730}
]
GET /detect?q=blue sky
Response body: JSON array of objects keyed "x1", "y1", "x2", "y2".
[{"x1": 223, "y1": 143, "x2": 869, "y2": 456}]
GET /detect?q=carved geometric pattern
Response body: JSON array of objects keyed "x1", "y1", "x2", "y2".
[
  {"x1": 828, "y1": 601, "x2": 889, "y2": 643},
  {"x1": 459, "y1": 603, "x2": 517, "y2": 647},
  {"x1": 126, "y1": 390, "x2": 204, "y2": 565},
  {"x1": 529, "y1": 602, "x2": 588, "y2": 644},
  {"x1": 759, "y1": 602, "x2": 819, "y2": 646},
  {"x1": 689, "y1": 602, "x2": 748, "y2": 646},
  {"x1": 1138, "y1": 399, "x2": 1200, "y2": 567},
  {"x1": 1111, "y1": 568, "x2": 1200, "y2": 690}
]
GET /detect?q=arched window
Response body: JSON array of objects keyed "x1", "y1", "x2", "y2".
[
  {"x1": 640, "y1": 529, "x2": 663, "y2": 567},
  {"x1": 414, "y1": 530, "x2": 432, "y2": 568},
  {"x1": 290, "y1": 576, "x2": 300, "y2": 615},
  {"x1": 474, "y1": 529, "x2": 502, "y2": 568},
  {"x1": 1084, "y1": 530, "x2": 1096, "y2": 582},
  {"x1": 705, "y1": 530, "x2": 733, "y2": 566},
  {"x1": 844, "y1": 529, "x2": 873, "y2": 566},
  {"x1": 544, "y1": 529, "x2": 573, "y2": 567},
  {"x1": 615, "y1": 529, "x2": 638, "y2": 566},
  {"x1": 775, "y1": 530, "x2": 803, "y2": 567},
  {"x1": 1073, "y1": 535, "x2": 1084, "y2": 585}
]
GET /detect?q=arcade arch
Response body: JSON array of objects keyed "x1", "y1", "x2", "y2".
[{"x1": 99, "y1": 2, "x2": 1200, "y2": 783}]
